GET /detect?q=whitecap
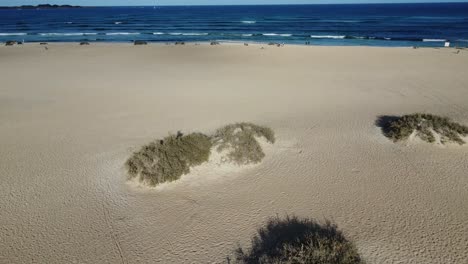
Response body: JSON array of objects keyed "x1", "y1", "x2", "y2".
[
  {"x1": 423, "y1": 38, "x2": 445, "y2": 42},
  {"x1": 241, "y1": 20, "x2": 256, "y2": 24},
  {"x1": 263, "y1": 33, "x2": 292, "y2": 37},
  {"x1": 0, "y1": 33, "x2": 27, "y2": 36},
  {"x1": 181, "y1": 33, "x2": 208, "y2": 36},
  {"x1": 311, "y1": 35, "x2": 345, "y2": 39},
  {"x1": 106, "y1": 32, "x2": 140, "y2": 35},
  {"x1": 39, "y1": 33, "x2": 97, "y2": 36}
]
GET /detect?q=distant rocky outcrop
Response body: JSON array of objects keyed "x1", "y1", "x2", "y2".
[{"x1": 0, "y1": 4, "x2": 82, "y2": 10}]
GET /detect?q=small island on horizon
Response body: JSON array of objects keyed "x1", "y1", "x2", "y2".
[{"x1": 0, "y1": 4, "x2": 82, "y2": 10}]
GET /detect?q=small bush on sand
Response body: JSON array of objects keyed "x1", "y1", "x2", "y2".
[
  {"x1": 377, "y1": 113, "x2": 468, "y2": 145},
  {"x1": 212, "y1": 122, "x2": 275, "y2": 165},
  {"x1": 233, "y1": 215, "x2": 363, "y2": 264},
  {"x1": 134, "y1": 40, "x2": 147, "y2": 45},
  {"x1": 125, "y1": 132, "x2": 212, "y2": 186}
]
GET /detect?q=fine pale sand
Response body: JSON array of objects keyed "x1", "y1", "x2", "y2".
[{"x1": 1, "y1": 43, "x2": 467, "y2": 263}]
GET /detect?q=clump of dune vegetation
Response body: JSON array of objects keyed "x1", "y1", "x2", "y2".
[
  {"x1": 126, "y1": 123, "x2": 275, "y2": 186},
  {"x1": 126, "y1": 132, "x2": 212, "y2": 186},
  {"x1": 233, "y1": 215, "x2": 363, "y2": 264},
  {"x1": 212, "y1": 122, "x2": 275, "y2": 165},
  {"x1": 378, "y1": 113, "x2": 468, "y2": 145}
]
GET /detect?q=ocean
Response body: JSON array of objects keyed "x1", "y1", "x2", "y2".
[{"x1": 1, "y1": 3, "x2": 468, "y2": 47}]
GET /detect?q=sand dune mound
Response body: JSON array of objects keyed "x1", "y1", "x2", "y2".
[
  {"x1": 125, "y1": 132, "x2": 212, "y2": 186},
  {"x1": 234, "y1": 215, "x2": 363, "y2": 264},
  {"x1": 126, "y1": 123, "x2": 275, "y2": 186},
  {"x1": 212, "y1": 122, "x2": 276, "y2": 165},
  {"x1": 377, "y1": 113, "x2": 468, "y2": 145}
]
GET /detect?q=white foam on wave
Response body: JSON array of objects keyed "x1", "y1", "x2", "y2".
[
  {"x1": 153, "y1": 32, "x2": 165, "y2": 35},
  {"x1": 311, "y1": 35, "x2": 345, "y2": 39},
  {"x1": 263, "y1": 33, "x2": 292, "y2": 37},
  {"x1": 106, "y1": 32, "x2": 140, "y2": 35},
  {"x1": 39, "y1": 33, "x2": 97, "y2": 36},
  {"x1": 181, "y1": 33, "x2": 209, "y2": 36},
  {"x1": 168, "y1": 32, "x2": 208, "y2": 36},
  {"x1": 423, "y1": 39, "x2": 446, "y2": 42},
  {"x1": 0, "y1": 33, "x2": 27, "y2": 36},
  {"x1": 241, "y1": 20, "x2": 256, "y2": 24},
  {"x1": 242, "y1": 34, "x2": 253, "y2": 37},
  {"x1": 114, "y1": 21, "x2": 122, "y2": 25}
]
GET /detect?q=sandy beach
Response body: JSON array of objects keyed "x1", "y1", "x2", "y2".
[{"x1": 1, "y1": 43, "x2": 467, "y2": 263}]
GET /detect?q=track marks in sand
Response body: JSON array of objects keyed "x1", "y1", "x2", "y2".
[
  {"x1": 406, "y1": 75, "x2": 468, "y2": 116},
  {"x1": 100, "y1": 176, "x2": 127, "y2": 264},
  {"x1": 102, "y1": 202, "x2": 126, "y2": 264}
]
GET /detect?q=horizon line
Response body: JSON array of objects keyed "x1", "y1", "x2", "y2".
[{"x1": 2, "y1": 2, "x2": 468, "y2": 7}]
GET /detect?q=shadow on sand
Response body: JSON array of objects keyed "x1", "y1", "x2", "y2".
[
  {"x1": 231, "y1": 215, "x2": 363, "y2": 264},
  {"x1": 375, "y1": 115, "x2": 400, "y2": 139}
]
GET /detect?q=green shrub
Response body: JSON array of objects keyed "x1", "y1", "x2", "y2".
[
  {"x1": 234, "y1": 216, "x2": 363, "y2": 264},
  {"x1": 212, "y1": 123, "x2": 275, "y2": 165},
  {"x1": 125, "y1": 132, "x2": 212, "y2": 186},
  {"x1": 377, "y1": 113, "x2": 468, "y2": 144}
]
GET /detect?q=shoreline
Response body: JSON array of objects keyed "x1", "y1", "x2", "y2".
[{"x1": 2, "y1": 41, "x2": 467, "y2": 49}]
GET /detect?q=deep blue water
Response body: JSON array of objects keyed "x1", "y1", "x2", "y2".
[{"x1": 1, "y1": 3, "x2": 468, "y2": 46}]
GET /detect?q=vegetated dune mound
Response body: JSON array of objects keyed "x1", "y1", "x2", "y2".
[
  {"x1": 212, "y1": 122, "x2": 276, "y2": 165},
  {"x1": 125, "y1": 132, "x2": 212, "y2": 186},
  {"x1": 125, "y1": 123, "x2": 275, "y2": 186},
  {"x1": 233, "y1": 215, "x2": 363, "y2": 264},
  {"x1": 377, "y1": 113, "x2": 468, "y2": 145}
]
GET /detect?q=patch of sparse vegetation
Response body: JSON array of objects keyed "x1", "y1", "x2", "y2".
[
  {"x1": 134, "y1": 40, "x2": 147, "y2": 45},
  {"x1": 212, "y1": 122, "x2": 275, "y2": 165},
  {"x1": 377, "y1": 113, "x2": 468, "y2": 145},
  {"x1": 5, "y1": 40, "x2": 17, "y2": 46},
  {"x1": 233, "y1": 215, "x2": 363, "y2": 264},
  {"x1": 126, "y1": 123, "x2": 275, "y2": 186},
  {"x1": 126, "y1": 132, "x2": 212, "y2": 186}
]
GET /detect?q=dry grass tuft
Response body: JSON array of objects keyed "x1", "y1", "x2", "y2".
[
  {"x1": 377, "y1": 113, "x2": 468, "y2": 145},
  {"x1": 212, "y1": 122, "x2": 275, "y2": 165},
  {"x1": 233, "y1": 215, "x2": 363, "y2": 264},
  {"x1": 125, "y1": 132, "x2": 212, "y2": 186}
]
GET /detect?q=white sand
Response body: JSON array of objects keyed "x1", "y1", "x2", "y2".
[{"x1": 1, "y1": 43, "x2": 467, "y2": 263}]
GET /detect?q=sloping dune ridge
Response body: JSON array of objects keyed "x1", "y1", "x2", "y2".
[{"x1": 0, "y1": 43, "x2": 467, "y2": 263}]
